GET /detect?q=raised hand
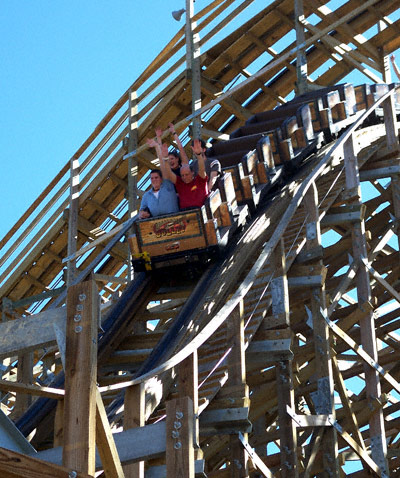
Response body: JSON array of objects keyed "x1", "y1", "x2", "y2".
[
  {"x1": 146, "y1": 137, "x2": 158, "y2": 148},
  {"x1": 155, "y1": 127, "x2": 163, "y2": 145},
  {"x1": 191, "y1": 138, "x2": 203, "y2": 156},
  {"x1": 161, "y1": 143, "x2": 169, "y2": 158}
]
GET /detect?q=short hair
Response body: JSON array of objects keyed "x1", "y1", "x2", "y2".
[
  {"x1": 150, "y1": 168, "x2": 162, "y2": 178},
  {"x1": 180, "y1": 164, "x2": 192, "y2": 174},
  {"x1": 169, "y1": 149, "x2": 182, "y2": 166}
]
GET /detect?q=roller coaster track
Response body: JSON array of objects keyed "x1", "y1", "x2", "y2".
[{"x1": 4, "y1": 86, "x2": 398, "y2": 478}]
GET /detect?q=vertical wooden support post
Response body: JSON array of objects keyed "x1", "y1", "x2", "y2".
[
  {"x1": 177, "y1": 351, "x2": 199, "y2": 448},
  {"x1": 67, "y1": 156, "x2": 80, "y2": 286},
  {"x1": 378, "y1": 19, "x2": 391, "y2": 83},
  {"x1": 382, "y1": 90, "x2": 400, "y2": 251},
  {"x1": 226, "y1": 300, "x2": 249, "y2": 478},
  {"x1": 294, "y1": 0, "x2": 308, "y2": 95},
  {"x1": 166, "y1": 397, "x2": 194, "y2": 478},
  {"x1": 127, "y1": 89, "x2": 139, "y2": 281},
  {"x1": 123, "y1": 383, "x2": 145, "y2": 478},
  {"x1": 304, "y1": 183, "x2": 339, "y2": 478},
  {"x1": 12, "y1": 352, "x2": 33, "y2": 419},
  {"x1": 63, "y1": 280, "x2": 98, "y2": 476},
  {"x1": 272, "y1": 239, "x2": 298, "y2": 478},
  {"x1": 343, "y1": 135, "x2": 389, "y2": 476},
  {"x1": 185, "y1": 0, "x2": 202, "y2": 139},
  {"x1": 128, "y1": 89, "x2": 139, "y2": 218},
  {"x1": 380, "y1": 49, "x2": 391, "y2": 83}
]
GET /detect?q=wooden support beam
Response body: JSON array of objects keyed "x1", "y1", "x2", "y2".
[
  {"x1": 178, "y1": 352, "x2": 199, "y2": 447},
  {"x1": 344, "y1": 134, "x2": 389, "y2": 475},
  {"x1": 0, "y1": 446, "x2": 91, "y2": 478},
  {"x1": 166, "y1": 397, "x2": 195, "y2": 478},
  {"x1": 301, "y1": 21, "x2": 382, "y2": 83},
  {"x1": 294, "y1": 0, "x2": 308, "y2": 95},
  {"x1": 96, "y1": 389, "x2": 125, "y2": 478},
  {"x1": 11, "y1": 352, "x2": 33, "y2": 419},
  {"x1": 123, "y1": 383, "x2": 145, "y2": 478},
  {"x1": 63, "y1": 281, "x2": 98, "y2": 476},
  {"x1": 331, "y1": 355, "x2": 365, "y2": 451},
  {"x1": 304, "y1": 182, "x2": 339, "y2": 477},
  {"x1": 226, "y1": 300, "x2": 249, "y2": 478},
  {"x1": 302, "y1": 428, "x2": 325, "y2": 478},
  {"x1": 127, "y1": 88, "x2": 139, "y2": 280},
  {"x1": 86, "y1": 198, "x2": 123, "y2": 225},
  {"x1": 67, "y1": 157, "x2": 80, "y2": 286},
  {"x1": 382, "y1": 90, "x2": 400, "y2": 252},
  {"x1": 0, "y1": 378, "x2": 64, "y2": 400},
  {"x1": 271, "y1": 238, "x2": 297, "y2": 477},
  {"x1": 201, "y1": 77, "x2": 251, "y2": 121}
]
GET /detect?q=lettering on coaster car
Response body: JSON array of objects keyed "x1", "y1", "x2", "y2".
[
  {"x1": 165, "y1": 242, "x2": 180, "y2": 251},
  {"x1": 153, "y1": 219, "x2": 188, "y2": 238}
]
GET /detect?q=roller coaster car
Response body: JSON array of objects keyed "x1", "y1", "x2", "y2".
[
  {"x1": 128, "y1": 207, "x2": 236, "y2": 272},
  {"x1": 128, "y1": 172, "x2": 250, "y2": 272},
  {"x1": 128, "y1": 82, "x2": 393, "y2": 273}
]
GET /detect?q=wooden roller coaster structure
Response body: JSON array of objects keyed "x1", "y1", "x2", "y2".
[{"x1": 1, "y1": 1, "x2": 400, "y2": 477}]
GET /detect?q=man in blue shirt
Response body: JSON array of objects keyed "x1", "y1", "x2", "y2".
[{"x1": 139, "y1": 169, "x2": 179, "y2": 219}]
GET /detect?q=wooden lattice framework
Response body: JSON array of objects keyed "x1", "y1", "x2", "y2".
[{"x1": 1, "y1": 1, "x2": 400, "y2": 477}]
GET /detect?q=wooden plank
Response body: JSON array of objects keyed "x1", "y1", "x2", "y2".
[
  {"x1": 304, "y1": 181, "x2": 339, "y2": 476},
  {"x1": 36, "y1": 421, "x2": 167, "y2": 468},
  {"x1": 66, "y1": 157, "x2": 80, "y2": 286},
  {"x1": 124, "y1": 383, "x2": 145, "y2": 478},
  {"x1": 96, "y1": 389, "x2": 125, "y2": 478},
  {"x1": 226, "y1": 300, "x2": 249, "y2": 477},
  {"x1": 0, "y1": 446, "x2": 91, "y2": 478},
  {"x1": 178, "y1": 352, "x2": 199, "y2": 447},
  {"x1": 0, "y1": 302, "x2": 113, "y2": 360},
  {"x1": 11, "y1": 352, "x2": 33, "y2": 419},
  {"x1": 166, "y1": 397, "x2": 194, "y2": 478},
  {"x1": 343, "y1": 134, "x2": 388, "y2": 474},
  {"x1": 331, "y1": 355, "x2": 365, "y2": 451},
  {"x1": 0, "y1": 307, "x2": 65, "y2": 359},
  {"x1": 0, "y1": 379, "x2": 64, "y2": 400},
  {"x1": 63, "y1": 281, "x2": 98, "y2": 475},
  {"x1": 323, "y1": 312, "x2": 400, "y2": 397},
  {"x1": 204, "y1": 219, "x2": 219, "y2": 246}
]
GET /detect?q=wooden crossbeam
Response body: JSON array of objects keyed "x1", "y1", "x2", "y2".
[
  {"x1": 96, "y1": 389, "x2": 125, "y2": 478},
  {"x1": 0, "y1": 447, "x2": 91, "y2": 478},
  {"x1": 323, "y1": 309, "x2": 400, "y2": 396},
  {"x1": 0, "y1": 379, "x2": 64, "y2": 400}
]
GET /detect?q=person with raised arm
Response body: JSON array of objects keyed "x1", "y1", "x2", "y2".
[
  {"x1": 190, "y1": 138, "x2": 221, "y2": 191},
  {"x1": 161, "y1": 139, "x2": 209, "y2": 209},
  {"x1": 138, "y1": 134, "x2": 179, "y2": 219},
  {"x1": 167, "y1": 123, "x2": 189, "y2": 176},
  {"x1": 168, "y1": 123, "x2": 221, "y2": 191},
  {"x1": 390, "y1": 54, "x2": 400, "y2": 82}
]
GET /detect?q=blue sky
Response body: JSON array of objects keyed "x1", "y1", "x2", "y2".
[{"x1": 0, "y1": 1, "x2": 185, "y2": 239}]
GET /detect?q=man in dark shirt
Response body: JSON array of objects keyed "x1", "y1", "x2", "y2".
[{"x1": 190, "y1": 139, "x2": 222, "y2": 191}]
